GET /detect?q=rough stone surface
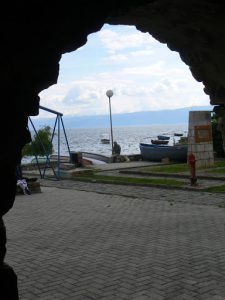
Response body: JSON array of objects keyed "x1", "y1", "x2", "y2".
[
  {"x1": 188, "y1": 111, "x2": 214, "y2": 168},
  {"x1": 2, "y1": 1, "x2": 225, "y2": 116},
  {"x1": 2, "y1": 1, "x2": 225, "y2": 298}
]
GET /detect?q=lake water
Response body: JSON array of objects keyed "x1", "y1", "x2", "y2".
[{"x1": 51, "y1": 124, "x2": 188, "y2": 157}]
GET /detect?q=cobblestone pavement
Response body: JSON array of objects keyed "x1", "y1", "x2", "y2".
[{"x1": 4, "y1": 181, "x2": 225, "y2": 300}]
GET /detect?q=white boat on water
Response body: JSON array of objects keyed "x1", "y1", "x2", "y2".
[{"x1": 100, "y1": 134, "x2": 110, "y2": 144}]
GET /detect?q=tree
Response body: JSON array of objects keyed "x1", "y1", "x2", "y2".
[
  {"x1": 211, "y1": 113, "x2": 225, "y2": 157},
  {"x1": 22, "y1": 125, "x2": 54, "y2": 157}
]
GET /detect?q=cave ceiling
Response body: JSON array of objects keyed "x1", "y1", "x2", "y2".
[{"x1": 2, "y1": 0, "x2": 225, "y2": 116}]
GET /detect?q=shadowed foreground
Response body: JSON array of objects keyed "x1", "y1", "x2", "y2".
[{"x1": 4, "y1": 184, "x2": 225, "y2": 300}]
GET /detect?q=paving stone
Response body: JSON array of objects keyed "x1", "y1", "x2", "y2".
[{"x1": 4, "y1": 182, "x2": 225, "y2": 299}]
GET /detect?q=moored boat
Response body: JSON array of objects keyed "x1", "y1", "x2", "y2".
[
  {"x1": 101, "y1": 138, "x2": 110, "y2": 144},
  {"x1": 157, "y1": 135, "x2": 170, "y2": 140},
  {"x1": 151, "y1": 139, "x2": 169, "y2": 145},
  {"x1": 140, "y1": 143, "x2": 187, "y2": 162},
  {"x1": 100, "y1": 134, "x2": 110, "y2": 144},
  {"x1": 174, "y1": 133, "x2": 183, "y2": 137},
  {"x1": 81, "y1": 151, "x2": 110, "y2": 163}
]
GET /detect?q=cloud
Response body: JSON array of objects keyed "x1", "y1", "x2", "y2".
[
  {"x1": 105, "y1": 54, "x2": 128, "y2": 62},
  {"x1": 39, "y1": 69, "x2": 208, "y2": 117},
  {"x1": 98, "y1": 26, "x2": 156, "y2": 54},
  {"x1": 130, "y1": 49, "x2": 154, "y2": 57},
  {"x1": 121, "y1": 61, "x2": 165, "y2": 76},
  {"x1": 38, "y1": 25, "x2": 210, "y2": 118}
]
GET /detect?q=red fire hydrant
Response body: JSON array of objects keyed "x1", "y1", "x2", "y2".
[{"x1": 188, "y1": 153, "x2": 197, "y2": 185}]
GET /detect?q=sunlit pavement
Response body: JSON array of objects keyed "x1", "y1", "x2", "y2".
[{"x1": 4, "y1": 183, "x2": 225, "y2": 300}]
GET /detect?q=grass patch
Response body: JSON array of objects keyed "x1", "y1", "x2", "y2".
[
  {"x1": 214, "y1": 161, "x2": 225, "y2": 168},
  {"x1": 73, "y1": 174, "x2": 185, "y2": 187},
  {"x1": 205, "y1": 168, "x2": 225, "y2": 174},
  {"x1": 140, "y1": 163, "x2": 188, "y2": 173},
  {"x1": 139, "y1": 160, "x2": 225, "y2": 175},
  {"x1": 200, "y1": 161, "x2": 225, "y2": 174},
  {"x1": 205, "y1": 185, "x2": 225, "y2": 193}
]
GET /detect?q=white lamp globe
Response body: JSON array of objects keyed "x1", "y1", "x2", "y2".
[{"x1": 106, "y1": 90, "x2": 113, "y2": 98}]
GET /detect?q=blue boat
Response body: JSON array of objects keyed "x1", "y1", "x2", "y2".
[
  {"x1": 140, "y1": 143, "x2": 187, "y2": 162},
  {"x1": 157, "y1": 135, "x2": 170, "y2": 140}
]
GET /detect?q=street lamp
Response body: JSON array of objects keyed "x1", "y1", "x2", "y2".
[{"x1": 106, "y1": 89, "x2": 114, "y2": 154}]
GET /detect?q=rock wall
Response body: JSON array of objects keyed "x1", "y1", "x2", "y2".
[{"x1": 1, "y1": 1, "x2": 225, "y2": 298}]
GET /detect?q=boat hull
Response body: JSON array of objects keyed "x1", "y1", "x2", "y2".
[
  {"x1": 140, "y1": 143, "x2": 187, "y2": 162},
  {"x1": 81, "y1": 151, "x2": 110, "y2": 163},
  {"x1": 151, "y1": 139, "x2": 169, "y2": 145},
  {"x1": 101, "y1": 139, "x2": 110, "y2": 144},
  {"x1": 157, "y1": 135, "x2": 170, "y2": 140}
]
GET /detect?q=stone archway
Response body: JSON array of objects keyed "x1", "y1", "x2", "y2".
[{"x1": 2, "y1": 1, "x2": 225, "y2": 298}]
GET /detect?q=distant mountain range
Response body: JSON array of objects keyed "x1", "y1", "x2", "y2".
[{"x1": 31, "y1": 105, "x2": 213, "y2": 129}]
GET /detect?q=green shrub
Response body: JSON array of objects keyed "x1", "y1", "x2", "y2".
[{"x1": 22, "y1": 125, "x2": 54, "y2": 157}]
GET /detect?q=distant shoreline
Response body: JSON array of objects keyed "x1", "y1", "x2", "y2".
[{"x1": 30, "y1": 105, "x2": 212, "y2": 129}]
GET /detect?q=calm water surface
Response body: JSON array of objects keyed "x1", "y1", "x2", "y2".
[{"x1": 52, "y1": 124, "x2": 188, "y2": 156}]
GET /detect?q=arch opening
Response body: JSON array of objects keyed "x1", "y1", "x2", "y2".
[
  {"x1": 39, "y1": 24, "x2": 210, "y2": 119},
  {"x1": 32, "y1": 24, "x2": 213, "y2": 157}
]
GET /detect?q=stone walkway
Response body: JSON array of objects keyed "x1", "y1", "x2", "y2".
[{"x1": 4, "y1": 180, "x2": 225, "y2": 300}]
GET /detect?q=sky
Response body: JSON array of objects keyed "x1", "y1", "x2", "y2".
[{"x1": 38, "y1": 24, "x2": 210, "y2": 119}]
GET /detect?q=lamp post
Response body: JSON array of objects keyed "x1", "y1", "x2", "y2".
[{"x1": 106, "y1": 90, "x2": 114, "y2": 154}]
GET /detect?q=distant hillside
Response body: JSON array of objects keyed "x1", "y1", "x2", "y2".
[{"x1": 31, "y1": 105, "x2": 213, "y2": 129}]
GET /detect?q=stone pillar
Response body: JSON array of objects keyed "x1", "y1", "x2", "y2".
[{"x1": 188, "y1": 111, "x2": 214, "y2": 168}]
